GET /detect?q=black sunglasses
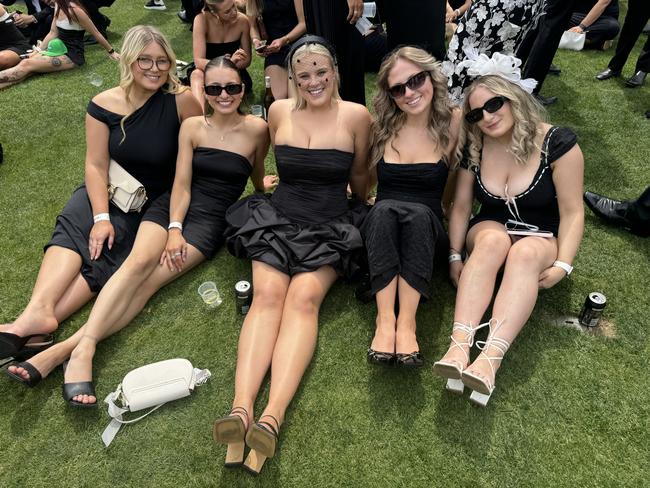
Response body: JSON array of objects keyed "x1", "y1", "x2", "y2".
[
  {"x1": 465, "y1": 96, "x2": 508, "y2": 124},
  {"x1": 204, "y1": 83, "x2": 244, "y2": 96},
  {"x1": 387, "y1": 71, "x2": 429, "y2": 99}
]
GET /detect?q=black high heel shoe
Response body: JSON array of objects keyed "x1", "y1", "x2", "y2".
[{"x1": 243, "y1": 415, "x2": 280, "y2": 475}]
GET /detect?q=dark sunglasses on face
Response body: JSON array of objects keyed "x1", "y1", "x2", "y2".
[
  {"x1": 204, "y1": 83, "x2": 244, "y2": 96},
  {"x1": 465, "y1": 96, "x2": 508, "y2": 124},
  {"x1": 136, "y1": 57, "x2": 171, "y2": 71},
  {"x1": 387, "y1": 71, "x2": 429, "y2": 99}
]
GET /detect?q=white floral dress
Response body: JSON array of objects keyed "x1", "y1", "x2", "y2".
[{"x1": 443, "y1": 0, "x2": 545, "y2": 103}]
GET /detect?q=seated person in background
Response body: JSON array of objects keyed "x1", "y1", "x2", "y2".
[
  {"x1": 567, "y1": 0, "x2": 620, "y2": 50},
  {"x1": 584, "y1": 187, "x2": 650, "y2": 237},
  {"x1": 445, "y1": 0, "x2": 470, "y2": 40},
  {"x1": 0, "y1": 0, "x2": 118, "y2": 89},
  {"x1": 433, "y1": 62, "x2": 584, "y2": 407},
  {"x1": 0, "y1": 4, "x2": 32, "y2": 69},
  {"x1": 362, "y1": 11, "x2": 387, "y2": 73},
  {"x1": 190, "y1": 0, "x2": 252, "y2": 106},
  {"x1": 246, "y1": 0, "x2": 306, "y2": 99},
  {"x1": 364, "y1": 46, "x2": 460, "y2": 368},
  {"x1": 11, "y1": 0, "x2": 54, "y2": 45}
]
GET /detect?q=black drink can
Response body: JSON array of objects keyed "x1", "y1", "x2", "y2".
[
  {"x1": 235, "y1": 280, "x2": 252, "y2": 315},
  {"x1": 579, "y1": 292, "x2": 607, "y2": 327}
]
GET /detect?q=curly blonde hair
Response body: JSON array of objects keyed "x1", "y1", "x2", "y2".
[
  {"x1": 288, "y1": 42, "x2": 341, "y2": 111},
  {"x1": 118, "y1": 25, "x2": 186, "y2": 143},
  {"x1": 458, "y1": 75, "x2": 547, "y2": 169},
  {"x1": 370, "y1": 46, "x2": 455, "y2": 167}
]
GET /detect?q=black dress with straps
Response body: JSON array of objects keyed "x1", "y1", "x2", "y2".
[
  {"x1": 143, "y1": 148, "x2": 252, "y2": 259},
  {"x1": 225, "y1": 145, "x2": 368, "y2": 277},
  {"x1": 362, "y1": 159, "x2": 449, "y2": 298},
  {"x1": 46, "y1": 90, "x2": 180, "y2": 292},
  {"x1": 461, "y1": 126, "x2": 578, "y2": 237}
]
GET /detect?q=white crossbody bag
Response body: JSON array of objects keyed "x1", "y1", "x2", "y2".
[
  {"x1": 108, "y1": 159, "x2": 148, "y2": 213},
  {"x1": 102, "y1": 358, "x2": 211, "y2": 447}
]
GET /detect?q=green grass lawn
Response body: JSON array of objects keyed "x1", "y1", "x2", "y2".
[{"x1": 1, "y1": 1, "x2": 649, "y2": 487}]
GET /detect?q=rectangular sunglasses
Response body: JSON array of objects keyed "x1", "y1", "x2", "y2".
[
  {"x1": 388, "y1": 71, "x2": 429, "y2": 99},
  {"x1": 465, "y1": 96, "x2": 508, "y2": 124},
  {"x1": 204, "y1": 83, "x2": 244, "y2": 96}
]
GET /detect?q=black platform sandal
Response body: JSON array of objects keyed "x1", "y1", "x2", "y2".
[
  {"x1": 243, "y1": 414, "x2": 280, "y2": 475},
  {"x1": 213, "y1": 406, "x2": 249, "y2": 467}
]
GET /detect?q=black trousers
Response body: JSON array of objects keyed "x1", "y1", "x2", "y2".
[
  {"x1": 568, "y1": 13, "x2": 620, "y2": 48},
  {"x1": 626, "y1": 186, "x2": 650, "y2": 236},
  {"x1": 383, "y1": 0, "x2": 446, "y2": 61},
  {"x1": 517, "y1": 0, "x2": 578, "y2": 94},
  {"x1": 608, "y1": 0, "x2": 650, "y2": 73}
]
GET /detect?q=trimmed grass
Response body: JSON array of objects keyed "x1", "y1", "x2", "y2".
[{"x1": 1, "y1": 1, "x2": 649, "y2": 487}]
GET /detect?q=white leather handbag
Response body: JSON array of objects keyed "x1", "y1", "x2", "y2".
[
  {"x1": 101, "y1": 358, "x2": 211, "y2": 447},
  {"x1": 559, "y1": 30, "x2": 586, "y2": 51},
  {"x1": 108, "y1": 159, "x2": 148, "y2": 213}
]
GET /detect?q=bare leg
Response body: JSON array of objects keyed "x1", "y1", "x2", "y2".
[
  {"x1": 436, "y1": 222, "x2": 512, "y2": 369},
  {"x1": 0, "y1": 54, "x2": 75, "y2": 89},
  {"x1": 257, "y1": 266, "x2": 338, "y2": 427},
  {"x1": 190, "y1": 69, "x2": 205, "y2": 109},
  {"x1": 230, "y1": 261, "x2": 291, "y2": 421},
  {"x1": 53, "y1": 274, "x2": 97, "y2": 323},
  {"x1": 369, "y1": 276, "x2": 397, "y2": 354},
  {"x1": 0, "y1": 50, "x2": 22, "y2": 70},
  {"x1": 264, "y1": 65, "x2": 289, "y2": 99},
  {"x1": 395, "y1": 277, "x2": 422, "y2": 354},
  {"x1": 464, "y1": 236, "x2": 557, "y2": 385}
]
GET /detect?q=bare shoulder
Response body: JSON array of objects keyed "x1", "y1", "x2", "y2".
[
  {"x1": 181, "y1": 115, "x2": 205, "y2": 130},
  {"x1": 268, "y1": 98, "x2": 292, "y2": 120},
  {"x1": 91, "y1": 87, "x2": 124, "y2": 111},
  {"x1": 244, "y1": 114, "x2": 269, "y2": 136},
  {"x1": 237, "y1": 12, "x2": 250, "y2": 29},
  {"x1": 340, "y1": 100, "x2": 371, "y2": 124}
]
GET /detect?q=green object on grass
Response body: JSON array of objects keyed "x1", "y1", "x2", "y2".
[{"x1": 40, "y1": 38, "x2": 68, "y2": 57}]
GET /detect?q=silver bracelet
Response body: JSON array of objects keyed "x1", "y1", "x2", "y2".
[{"x1": 93, "y1": 213, "x2": 110, "y2": 223}]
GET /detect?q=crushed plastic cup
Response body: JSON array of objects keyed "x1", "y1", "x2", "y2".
[
  {"x1": 250, "y1": 105, "x2": 264, "y2": 118},
  {"x1": 89, "y1": 72, "x2": 103, "y2": 87},
  {"x1": 198, "y1": 281, "x2": 222, "y2": 308},
  {"x1": 355, "y1": 16, "x2": 373, "y2": 36}
]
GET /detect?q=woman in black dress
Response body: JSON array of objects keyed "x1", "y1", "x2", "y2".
[
  {"x1": 191, "y1": 0, "x2": 253, "y2": 105},
  {"x1": 212, "y1": 36, "x2": 371, "y2": 474},
  {"x1": 246, "y1": 0, "x2": 306, "y2": 99},
  {"x1": 7, "y1": 56, "x2": 271, "y2": 406},
  {"x1": 433, "y1": 74, "x2": 584, "y2": 406},
  {"x1": 0, "y1": 0, "x2": 118, "y2": 89},
  {"x1": 364, "y1": 46, "x2": 461, "y2": 368},
  {"x1": 0, "y1": 4, "x2": 32, "y2": 70},
  {"x1": 1, "y1": 25, "x2": 201, "y2": 372}
]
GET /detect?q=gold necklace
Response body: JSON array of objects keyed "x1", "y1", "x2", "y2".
[{"x1": 213, "y1": 119, "x2": 243, "y2": 142}]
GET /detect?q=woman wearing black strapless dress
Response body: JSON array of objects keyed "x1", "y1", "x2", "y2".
[
  {"x1": 364, "y1": 47, "x2": 461, "y2": 368},
  {"x1": 2, "y1": 26, "x2": 200, "y2": 370},
  {"x1": 246, "y1": 0, "x2": 306, "y2": 99},
  {"x1": 7, "y1": 57, "x2": 270, "y2": 407},
  {"x1": 212, "y1": 36, "x2": 371, "y2": 474},
  {"x1": 191, "y1": 0, "x2": 253, "y2": 105}
]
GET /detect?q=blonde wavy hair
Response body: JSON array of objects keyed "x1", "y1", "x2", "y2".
[
  {"x1": 370, "y1": 46, "x2": 455, "y2": 167},
  {"x1": 288, "y1": 42, "x2": 341, "y2": 111},
  {"x1": 118, "y1": 25, "x2": 186, "y2": 143},
  {"x1": 245, "y1": 0, "x2": 263, "y2": 16},
  {"x1": 458, "y1": 75, "x2": 547, "y2": 169}
]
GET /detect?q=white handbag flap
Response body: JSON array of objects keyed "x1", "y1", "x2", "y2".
[
  {"x1": 122, "y1": 358, "x2": 194, "y2": 412},
  {"x1": 108, "y1": 159, "x2": 145, "y2": 193}
]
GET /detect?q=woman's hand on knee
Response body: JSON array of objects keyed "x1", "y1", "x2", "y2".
[
  {"x1": 88, "y1": 221, "x2": 115, "y2": 260},
  {"x1": 161, "y1": 229, "x2": 188, "y2": 272},
  {"x1": 538, "y1": 266, "x2": 566, "y2": 289},
  {"x1": 449, "y1": 260, "x2": 464, "y2": 288}
]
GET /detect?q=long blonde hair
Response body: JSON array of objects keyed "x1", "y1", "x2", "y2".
[
  {"x1": 118, "y1": 25, "x2": 185, "y2": 143},
  {"x1": 371, "y1": 46, "x2": 455, "y2": 167},
  {"x1": 288, "y1": 42, "x2": 341, "y2": 111},
  {"x1": 245, "y1": 0, "x2": 263, "y2": 16},
  {"x1": 458, "y1": 75, "x2": 547, "y2": 168}
]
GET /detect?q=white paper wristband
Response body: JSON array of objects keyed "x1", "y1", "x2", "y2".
[
  {"x1": 93, "y1": 213, "x2": 110, "y2": 223},
  {"x1": 553, "y1": 260, "x2": 573, "y2": 275},
  {"x1": 448, "y1": 253, "x2": 462, "y2": 263},
  {"x1": 168, "y1": 221, "x2": 183, "y2": 232}
]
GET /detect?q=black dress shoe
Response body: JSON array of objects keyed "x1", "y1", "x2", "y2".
[
  {"x1": 625, "y1": 70, "x2": 647, "y2": 88},
  {"x1": 534, "y1": 94, "x2": 558, "y2": 106},
  {"x1": 548, "y1": 63, "x2": 561, "y2": 75},
  {"x1": 595, "y1": 68, "x2": 620, "y2": 81},
  {"x1": 645, "y1": 109, "x2": 650, "y2": 119},
  {"x1": 583, "y1": 191, "x2": 630, "y2": 228}
]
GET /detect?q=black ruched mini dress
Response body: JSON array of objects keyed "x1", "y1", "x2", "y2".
[
  {"x1": 143, "y1": 148, "x2": 252, "y2": 259},
  {"x1": 205, "y1": 40, "x2": 253, "y2": 95},
  {"x1": 362, "y1": 159, "x2": 449, "y2": 298},
  {"x1": 260, "y1": 0, "x2": 298, "y2": 68},
  {"x1": 462, "y1": 126, "x2": 578, "y2": 237},
  {"x1": 225, "y1": 145, "x2": 368, "y2": 277},
  {"x1": 46, "y1": 90, "x2": 180, "y2": 292}
]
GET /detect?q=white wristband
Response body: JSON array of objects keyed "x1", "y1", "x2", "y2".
[
  {"x1": 553, "y1": 260, "x2": 573, "y2": 276},
  {"x1": 448, "y1": 253, "x2": 462, "y2": 263},
  {"x1": 93, "y1": 213, "x2": 110, "y2": 223},
  {"x1": 168, "y1": 221, "x2": 183, "y2": 232}
]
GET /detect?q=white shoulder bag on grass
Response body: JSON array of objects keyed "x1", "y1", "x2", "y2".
[
  {"x1": 102, "y1": 358, "x2": 211, "y2": 447},
  {"x1": 559, "y1": 30, "x2": 585, "y2": 51},
  {"x1": 108, "y1": 159, "x2": 148, "y2": 213}
]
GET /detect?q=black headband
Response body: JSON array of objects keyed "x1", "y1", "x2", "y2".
[{"x1": 286, "y1": 35, "x2": 338, "y2": 67}]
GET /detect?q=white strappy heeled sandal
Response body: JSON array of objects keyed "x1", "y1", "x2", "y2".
[
  {"x1": 461, "y1": 319, "x2": 510, "y2": 407},
  {"x1": 433, "y1": 321, "x2": 487, "y2": 394}
]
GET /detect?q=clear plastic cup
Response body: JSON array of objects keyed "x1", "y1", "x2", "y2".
[
  {"x1": 198, "y1": 281, "x2": 222, "y2": 308},
  {"x1": 89, "y1": 72, "x2": 103, "y2": 87},
  {"x1": 250, "y1": 105, "x2": 264, "y2": 118},
  {"x1": 363, "y1": 2, "x2": 376, "y2": 18},
  {"x1": 355, "y1": 16, "x2": 373, "y2": 36}
]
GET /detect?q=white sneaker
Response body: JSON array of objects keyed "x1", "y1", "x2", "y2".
[{"x1": 144, "y1": 0, "x2": 166, "y2": 10}]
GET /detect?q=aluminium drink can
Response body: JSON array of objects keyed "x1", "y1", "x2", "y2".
[
  {"x1": 235, "y1": 280, "x2": 252, "y2": 315},
  {"x1": 578, "y1": 292, "x2": 606, "y2": 327}
]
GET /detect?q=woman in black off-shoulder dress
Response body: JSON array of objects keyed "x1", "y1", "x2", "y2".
[{"x1": 213, "y1": 35, "x2": 371, "y2": 474}]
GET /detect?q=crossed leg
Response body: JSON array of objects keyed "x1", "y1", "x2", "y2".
[{"x1": 0, "y1": 54, "x2": 75, "y2": 89}]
